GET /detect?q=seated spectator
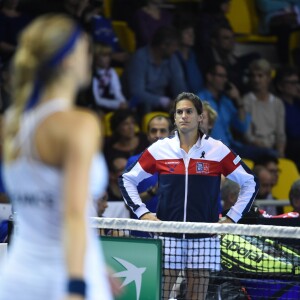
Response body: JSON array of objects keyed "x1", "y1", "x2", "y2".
[
  {"x1": 131, "y1": 0, "x2": 173, "y2": 48},
  {"x1": 104, "y1": 109, "x2": 149, "y2": 163},
  {"x1": 221, "y1": 178, "x2": 240, "y2": 211},
  {"x1": 198, "y1": 63, "x2": 256, "y2": 156},
  {"x1": 289, "y1": 179, "x2": 300, "y2": 214},
  {"x1": 195, "y1": 0, "x2": 231, "y2": 54},
  {"x1": 253, "y1": 165, "x2": 280, "y2": 215},
  {"x1": 92, "y1": 42, "x2": 127, "y2": 112},
  {"x1": 200, "y1": 101, "x2": 218, "y2": 135},
  {"x1": 107, "y1": 156, "x2": 127, "y2": 202},
  {"x1": 174, "y1": 20, "x2": 204, "y2": 94},
  {"x1": 200, "y1": 101, "x2": 223, "y2": 213},
  {"x1": 96, "y1": 192, "x2": 128, "y2": 236},
  {"x1": 122, "y1": 26, "x2": 187, "y2": 114},
  {"x1": 95, "y1": 192, "x2": 109, "y2": 217},
  {"x1": 104, "y1": 155, "x2": 130, "y2": 218},
  {"x1": 199, "y1": 24, "x2": 260, "y2": 92},
  {"x1": 83, "y1": 1, "x2": 129, "y2": 65},
  {"x1": 243, "y1": 59, "x2": 286, "y2": 158},
  {"x1": 199, "y1": 63, "x2": 276, "y2": 161},
  {"x1": 126, "y1": 114, "x2": 172, "y2": 215},
  {"x1": 274, "y1": 66, "x2": 300, "y2": 171},
  {"x1": 256, "y1": 0, "x2": 300, "y2": 64},
  {"x1": 254, "y1": 154, "x2": 280, "y2": 188}
]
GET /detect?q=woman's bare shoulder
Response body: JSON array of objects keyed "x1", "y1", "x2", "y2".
[
  {"x1": 36, "y1": 108, "x2": 102, "y2": 165},
  {"x1": 47, "y1": 108, "x2": 101, "y2": 138}
]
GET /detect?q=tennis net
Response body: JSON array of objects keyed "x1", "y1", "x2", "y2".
[{"x1": 93, "y1": 217, "x2": 300, "y2": 300}]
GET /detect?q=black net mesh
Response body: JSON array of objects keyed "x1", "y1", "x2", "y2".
[{"x1": 94, "y1": 218, "x2": 300, "y2": 300}]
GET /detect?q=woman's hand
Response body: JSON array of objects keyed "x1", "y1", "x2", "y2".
[
  {"x1": 64, "y1": 295, "x2": 84, "y2": 300},
  {"x1": 108, "y1": 272, "x2": 123, "y2": 297},
  {"x1": 140, "y1": 212, "x2": 160, "y2": 221},
  {"x1": 218, "y1": 216, "x2": 234, "y2": 224}
]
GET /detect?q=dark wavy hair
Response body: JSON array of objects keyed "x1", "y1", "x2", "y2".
[
  {"x1": 172, "y1": 92, "x2": 203, "y2": 116},
  {"x1": 109, "y1": 108, "x2": 137, "y2": 143}
]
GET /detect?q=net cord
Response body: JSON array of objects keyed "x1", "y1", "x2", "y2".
[{"x1": 91, "y1": 217, "x2": 300, "y2": 239}]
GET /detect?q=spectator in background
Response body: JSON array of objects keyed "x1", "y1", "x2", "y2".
[
  {"x1": 131, "y1": 0, "x2": 173, "y2": 48},
  {"x1": 126, "y1": 114, "x2": 172, "y2": 220},
  {"x1": 200, "y1": 101, "x2": 223, "y2": 214},
  {"x1": 253, "y1": 165, "x2": 279, "y2": 215},
  {"x1": 289, "y1": 179, "x2": 300, "y2": 214},
  {"x1": 198, "y1": 63, "x2": 263, "y2": 160},
  {"x1": 105, "y1": 155, "x2": 130, "y2": 218},
  {"x1": 256, "y1": 0, "x2": 300, "y2": 64},
  {"x1": 83, "y1": 0, "x2": 129, "y2": 65},
  {"x1": 92, "y1": 42, "x2": 127, "y2": 112},
  {"x1": 122, "y1": 26, "x2": 187, "y2": 114},
  {"x1": 275, "y1": 66, "x2": 300, "y2": 171},
  {"x1": 107, "y1": 155, "x2": 128, "y2": 202},
  {"x1": 195, "y1": 0, "x2": 231, "y2": 54},
  {"x1": 104, "y1": 109, "x2": 149, "y2": 163},
  {"x1": 200, "y1": 101, "x2": 218, "y2": 135},
  {"x1": 175, "y1": 20, "x2": 204, "y2": 94},
  {"x1": 221, "y1": 178, "x2": 240, "y2": 211},
  {"x1": 95, "y1": 192, "x2": 109, "y2": 217},
  {"x1": 243, "y1": 59, "x2": 286, "y2": 158},
  {"x1": 254, "y1": 154, "x2": 280, "y2": 188},
  {"x1": 199, "y1": 24, "x2": 260, "y2": 92}
]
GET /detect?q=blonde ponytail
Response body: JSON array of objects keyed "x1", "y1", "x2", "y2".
[{"x1": 3, "y1": 14, "x2": 78, "y2": 162}]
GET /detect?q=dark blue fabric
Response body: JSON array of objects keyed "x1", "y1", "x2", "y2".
[
  {"x1": 91, "y1": 15, "x2": 121, "y2": 52},
  {"x1": 126, "y1": 154, "x2": 158, "y2": 214},
  {"x1": 175, "y1": 50, "x2": 204, "y2": 94},
  {"x1": 0, "y1": 162, "x2": 5, "y2": 194},
  {"x1": 284, "y1": 99, "x2": 300, "y2": 139},
  {"x1": 126, "y1": 154, "x2": 159, "y2": 237},
  {"x1": 0, "y1": 220, "x2": 8, "y2": 243},
  {"x1": 156, "y1": 174, "x2": 221, "y2": 223},
  {"x1": 197, "y1": 89, "x2": 251, "y2": 147}
]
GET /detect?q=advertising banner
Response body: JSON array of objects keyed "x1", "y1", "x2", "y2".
[{"x1": 101, "y1": 236, "x2": 162, "y2": 300}]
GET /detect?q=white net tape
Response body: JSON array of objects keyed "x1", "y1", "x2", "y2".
[{"x1": 91, "y1": 217, "x2": 300, "y2": 239}]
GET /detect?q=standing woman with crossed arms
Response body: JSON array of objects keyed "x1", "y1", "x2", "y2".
[{"x1": 0, "y1": 14, "x2": 115, "y2": 300}]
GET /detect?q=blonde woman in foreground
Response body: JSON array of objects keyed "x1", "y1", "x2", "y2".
[{"x1": 0, "y1": 14, "x2": 116, "y2": 300}]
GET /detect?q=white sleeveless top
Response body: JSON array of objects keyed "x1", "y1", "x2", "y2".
[{"x1": 0, "y1": 99, "x2": 112, "y2": 300}]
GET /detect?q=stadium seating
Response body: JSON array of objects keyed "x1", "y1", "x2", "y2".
[
  {"x1": 103, "y1": 111, "x2": 114, "y2": 136},
  {"x1": 112, "y1": 21, "x2": 136, "y2": 53},
  {"x1": 103, "y1": 0, "x2": 112, "y2": 18},
  {"x1": 242, "y1": 158, "x2": 254, "y2": 170},
  {"x1": 226, "y1": 0, "x2": 277, "y2": 44},
  {"x1": 289, "y1": 31, "x2": 300, "y2": 64},
  {"x1": 272, "y1": 158, "x2": 300, "y2": 212}
]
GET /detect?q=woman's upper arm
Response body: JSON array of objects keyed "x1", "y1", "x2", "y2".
[{"x1": 62, "y1": 112, "x2": 101, "y2": 215}]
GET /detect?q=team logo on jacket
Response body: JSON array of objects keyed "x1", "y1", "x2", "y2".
[
  {"x1": 165, "y1": 161, "x2": 179, "y2": 173},
  {"x1": 196, "y1": 162, "x2": 209, "y2": 173}
]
